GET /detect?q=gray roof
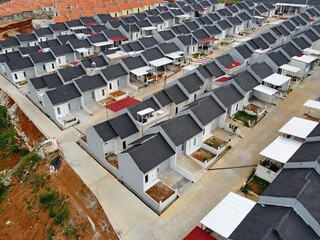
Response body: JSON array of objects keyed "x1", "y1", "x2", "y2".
[
  {"x1": 19, "y1": 45, "x2": 41, "y2": 55},
  {"x1": 34, "y1": 27, "x2": 54, "y2": 37},
  {"x1": 157, "y1": 30, "x2": 175, "y2": 41},
  {"x1": 165, "y1": 84, "x2": 188, "y2": 104},
  {"x1": 68, "y1": 39, "x2": 91, "y2": 49},
  {"x1": 0, "y1": 38, "x2": 20, "y2": 48},
  {"x1": 176, "y1": 34, "x2": 197, "y2": 46},
  {"x1": 46, "y1": 83, "x2": 81, "y2": 105},
  {"x1": 109, "y1": 113, "x2": 139, "y2": 139},
  {"x1": 93, "y1": 121, "x2": 117, "y2": 142},
  {"x1": 75, "y1": 74, "x2": 107, "y2": 92},
  {"x1": 96, "y1": 13, "x2": 113, "y2": 22},
  {"x1": 303, "y1": 29, "x2": 320, "y2": 42},
  {"x1": 81, "y1": 55, "x2": 108, "y2": 68},
  {"x1": 49, "y1": 23, "x2": 68, "y2": 31},
  {"x1": 142, "y1": 47, "x2": 164, "y2": 61},
  {"x1": 205, "y1": 61, "x2": 225, "y2": 78},
  {"x1": 217, "y1": 20, "x2": 233, "y2": 30},
  {"x1": 250, "y1": 62, "x2": 274, "y2": 79},
  {"x1": 227, "y1": 16, "x2": 242, "y2": 26},
  {"x1": 50, "y1": 44, "x2": 74, "y2": 56},
  {"x1": 58, "y1": 65, "x2": 86, "y2": 82},
  {"x1": 230, "y1": 204, "x2": 319, "y2": 240},
  {"x1": 282, "y1": 21, "x2": 295, "y2": 31},
  {"x1": 6, "y1": 57, "x2": 34, "y2": 71},
  {"x1": 57, "y1": 34, "x2": 77, "y2": 44},
  {"x1": 252, "y1": 37, "x2": 269, "y2": 50},
  {"x1": 153, "y1": 90, "x2": 172, "y2": 107},
  {"x1": 268, "y1": 51, "x2": 289, "y2": 66},
  {"x1": 282, "y1": 42, "x2": 301, "y2": 57},
  {"x1": 212, "y1": 83, "x2": 244, "y2": 107},
  {"x1": 65, "y1": 19, "x2": 83, "y2": 28},
  {"x1": 100, "y1": 63, "x2": 128, "y2": 81},
  {"x1": 138, "y1": 36, "x2": 158, "y2": 49},
  {"x1": 233, "y1": 71, "x2": 259, "y2": 92},
  {"x1": 160, "y1": 114, "x2": 202, "y2": 146},
  {"x1": 121, "y1": 56, "x2": 147, "y2": 70},
  {"x1": 204, "y1": 25, "x2": 222, "y2": 36},
  {"x1": 197, "y1": 65, "x2": 213, "y2": 80},
  {"x1": 235, "y1": 44, "x2": 253, "y2": 59},
  {"x1": 307, "y1": 123, "x2": 320, "y2": 138},
  {"x1": 88, "y1": 33, "x2": 109, "y2": 43},
  {"x1": 187, "y1": 96, "x2": 225, "y2": 125},
  {"x1": 261, "y1": 32, "x2": 276, "y2": 45},
  {"x1": 178, "y1": 73, "x2": 203, "y2": 94},
  {"x1": 292, "y1": 37, "x2": 311, "y2": 50},
  {"x1": 216, "y1": 54, "x2": 237, "y2": 68},
  {"x1": 287, "y1": 140, "x2": 320, "y2": 163},
  {"x1": 124, "y1": 134, "x2": 175, "y2": 173},
  {"x1": 30, "y1": 73, "x2": 63, "y2": 90},
  {"x1": 158, "y1": 42, "x2": 180, "y2": 54},
  {"x1": 16, "y1": 33, "x2": 37, "y2": 42},
  {"x1": 128, "y1": 98, "x2": 160, "y2": 121},
  {"x1": 192, "y1": 29, "x2": 210, "y2": 41},
  {"x1": 0, "y1": 51, "x2": 21, "y2": 63},
  {"x1": 273, "y1": 25, "x2": 290, "y2": 36},
  {"x1": 29, "y1": 52, "x2": 55, "y2": 64},
  {"x1": 39, "y1": 39, "x2": 61, "y2": 49}
]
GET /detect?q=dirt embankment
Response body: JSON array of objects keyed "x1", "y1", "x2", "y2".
[
  {"x1": 0, "y1": 91, "x2": 118, "y2": 240},
  {"x1": 0, "y1": 18, "x2": 33, "y2": 40}
]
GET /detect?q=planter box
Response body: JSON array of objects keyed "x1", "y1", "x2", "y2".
[
  {"x1": 202, "y1": 142, "x2": 228, "y2": 156},
  {"x1": 255, "y1": 164, "x2": 280, "y2": 183},
  {"x1": 189, "y1": 147, "x2": 218, "y2": 169},
  {"x1": 109, "y1": 90, "x2": 127, "y2": 101}
]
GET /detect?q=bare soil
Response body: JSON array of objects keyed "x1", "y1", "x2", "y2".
[
  {"x1": 0, "y1": 18, "x2": 33, "y2": 40},
  {"x1": 0, "y1": 95, "x2": 118, "y2": 240},
  {"x1": 146, "y1": 181, "x2": 174, "y2": 203}
]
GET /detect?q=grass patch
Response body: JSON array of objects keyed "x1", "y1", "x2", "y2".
[
  {"x1": 62, "y1": 222, "x2": 80, "y2": 239},
  {"x1": 14, "y1": 153, "x2": 41, "y2": 181},
  {"x1": 234, "y1": 110, "x2": 258, "y2": 127},
  {"x1": 39, "y1": 188, "x2": 69, "y2": 225},
  {"x1": 242, "y1": 176, "x2": 270, "y2": 195},
  {"x1": 0, "y1": 183, "x2": 9, "y2": 203}
]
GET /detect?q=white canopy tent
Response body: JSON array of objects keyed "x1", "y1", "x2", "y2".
[
  {"x1": 279, "y1": 117, "x2": 318, "y2": 139},
  {"x1": 149, "y1": 57, "x2": 173, "y2": 67},
  {"x1": 93, "y1": 41, "x2": 113, "y2": 47},
  {"x1": 130, "y1": 66, "x2": 152, "y2": 76},
  {"x1": 304, "y1": 100, "x2": 320, "y2": 110},
  {"x1": 263, "y1": 73, "x2": 291, "y2": 87},
  {"x1": 166, "y1": 51, "x2": 184, "y2": 59},
  {"x1": 303, "y1": 48, "x2": 320, "y2": 56},
  {"x1": 292, "y1": 55, "x2": 317, "y2": 64},
  {"x1": 76, "y1": 47, "x2": 89, "y2": 53},
  {"x1": 280, "y1": 64, "x2": 301, "y2": 73},
  {"x1": 260, "y1": 136, "x2": 303, "y2": 163},
  {"x1": 200, "y1": 192, "x2": 255, "y2": 239},
  {"x1": 142, "y1": 26, "x2": 157, "y2": 31},
  {"x1": 253, "y1": 85, "x2": 277, "y2": 96}
]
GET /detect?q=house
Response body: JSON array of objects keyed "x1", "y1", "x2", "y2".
[
  {"x1": 90, "y1": 25, "x2": 108, "y2": 34},
  {"x1": 138, "y1": 36, "x2": 158, "y2": 49},
  {"x1": 136, "y1": 19, "x2": 156, "y2": 37},
  {"x1": 33, "y1": 27, "x2": 54, "y2": 42},
  {"x1": 100, "y1": 63, "x2": 129, "y2": 92},
  {"x1": 4, "y1": 57, "x2": 36, "y2": 86},
  {"x1": 0, "y1": 51, "x2": 21, "y2": 74},
  {"x1": 0, "y1": 38, "x2": 20, "y2": 54},
  {"x1": 103, "y1": 29, "x2": 128, "y2": 48},
  {"x1": 28, "y1": 73, "x2": 63, "y2": 104},
  {"x1": 118, "y1": 24, "x2": 141, "y2": 42},
  {"x1": 184, "y1": 21, "x2": 200, "y2": 32},
  {"x1": 42, "y1": 83, "x2": 81, "y2": 129},
  {"x1": 120, "y1": 41, "x2": 145, "y2": 54},
  {"x1": 50, "y1": 44, "x2": 76, "y2": 67},
  {"x1": 171, "y1": 24, "x2": 191, "y2": 36},
  {"x1": 19, "y1": 46, "x2": 41, "y2": 57},
  {"x1": 94, "y1": 13, "x2": 113, "y2": 24},
  {"x1": 227, "y1": 16, "x2": 244, "y2": 35},
  {"x1": 158, "y1": 42, "x2": 185, "y2": 67},
  {"x1": 57, "y1": 65, "x2": 86, "y2": 84},
  {"x1": 16, "y1": 33, "x2": 38, "y2": 47},
  {"x1": 74, "y1": 73, "x2": 108, "y2": 106},
  {"x1": 80, "y1": 112, "x2": 140, "y2": 176},
  {"x1": 56, "y1": 34, "x2": 77, "y2": 45},
  {"x1": 249, "y1": 62, "x2": 274, "y2": 82},
  {"x1": 105, "y1": 19, "x2": 123, "y2": 30},
  {"x1": 39, "y1": 39, "x2": 61, "y2": 52},
  {"x1": 216, "y1": 54, "x2": 242, "y2": 73},
  {"x1": 211, "y1": 82, "x2": 245, "y2": 117},
  {"x1": 79, "y1": 17, "x2": 98, "y2": 27},
  {"x1": 118, "y1": 133, "x2": 177, "y2": 213},
  {"x1": 263, "y1": 51, "x2": 290, "y2": 72},
  {"x1": 203, "y1": 25, "x2": 223, "y2": 42},
  {"x1": 237, "y1": 11, "x2": 252, "y2": 30},
  {"x1": 148, "y1": 16, "x2": 165, "y2": 31},
  {"x1": 164, "y1": 84, "x2": 189, "y2": 115},
  {"x1": 67, "y1": 38, "x2": 94, "y2": 60},
  {"x1": 29, "y1": 52, "x2": 57, "y2": 76},
  {"x1": 65, "y1": 19, "x2": 85, "y2": 31},
  {"x1": 173, "y1": 34, "x2": 199, "y2": 57},
  {"x1": 152, "y1": 90, "x2": 174, "y2": 116},
  {"x1": 87, "y1": 33, "x2": 113, "y2": 53},
  {"x1": 159, "y1": 12, "x2": 175, "y2": 28},
  {"x1": 196, "y1": 16, "x2": 213, "y2": 27},
  {"x1": 192, "y1": 29, "x2": 218, "y2": 52},
  {"x1": 289, "y1": 54, "x2": 317, "y2": 79},
  {"x1": 80, "y1": 55, "x2": 109, "y2": 75},
  {"x1": 153, "y1": 30, "x2": 176, "y2": 44},
  {"x1": 49, "y1": 23, "x2": 71, "y2": 38},
  {"x1": 260, "y1": 32, "x2": 278, "y2": 48},
  {"x1": 229, "y1": 43, "x2": 253, "y2": 66}
]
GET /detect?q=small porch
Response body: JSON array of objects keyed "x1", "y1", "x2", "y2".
[
  {"x1": 105, "y1": 153, "x2": 118, "y2": 169},
  {"x1": 158, "y1": 168, "x2": 191, "y2": 194},
  {"x1": 176, "y1": 155, "x2": 206, "y2": 183}
]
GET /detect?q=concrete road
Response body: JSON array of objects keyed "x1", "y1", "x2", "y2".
[{"x1": 1, "y1": 67, "x2": 319, "y2": 240}]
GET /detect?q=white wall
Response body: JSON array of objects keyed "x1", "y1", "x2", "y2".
[
  {"x1": 94, "y1": 87, "x2": 108, "y2": 101},
  {"x1": 185, "y1": 133, "x2": 202, "y2": 155},
  {"x1": 55, "y1": 102, "x2": 70, "y2": 118}
]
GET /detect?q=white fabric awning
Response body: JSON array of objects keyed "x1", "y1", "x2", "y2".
[
  {"x1": 260, "y1": 136, "x2": 303, "y2": 163},
  {"x1": 280, "y1": 64, "x2": 301, "y2": 73},
  {"x1": 263, "y1": 73, "x2": 291, "y2": 86},
  {"x1": 93, "y1": 41, "x2": 113, "y2": 47},
  {"x1": 137, "y1": 108, "x2": 154, "y2": 116},
  {"x1": 303, "y1": 48, "x2": 320, "y2": 56},
  {"x1": 166, "y1": 51, "x2": 184, "y2": 59},
  {"x1": 292, "y1": 55, "x2": 317, "y2": 64},
  {"x1": 279, "y1": 117, "x2": 318, "y2": 139},
  {"x1": 149, "y1": 57, "x2": 173, "y2": 67},
  {"x1": 254, "y1": 85, "x2": 278, "y2": 96},
  {"x1": 304, "y1": 100, "x2": 320, "y2": 110},
  {"x1": 177, "y1": 14, "x2": 191, "y2": 19},
  {"x1": 200, "y1": 192, "x2": 255, "y2": 238},
  {"x1": 76, "y1": 47, "x2": 89, "y2": 53},
  {"x1": 130, "y1": 66, "x2": 151, "y2": 76},
  {"x1": 142, "y1": 26, "x2": 157, "y2": 31}
]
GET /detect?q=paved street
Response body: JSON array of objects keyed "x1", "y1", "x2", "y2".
[{"x1": 1, "y1": 66, "x2": 319, "y2": 239}]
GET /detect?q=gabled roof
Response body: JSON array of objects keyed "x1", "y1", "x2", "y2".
[
  {"x1": 46, "y1": 83, "x2": 81, "y2": 105},
  {"x1": 128, "y1": 97, "x2": 160, "y2": 121},
  {"x1": 235, "y1": 44, "x2": 253, "y2": 59},
  {"x1": 96, "y1": 13, "x2": 113, "y2": 23},
  {"x1": 273, "y1": 25, "x2": 290, "y2": 36},
  {"x1": 148, "y1": 16, "x2": 164, "y2": 24},
  {"x1": 292, "y1": 37, "x2": 311, "y2": 50},
  {"x1": 303, "y1": 29, "x2": 320, "y2": 42},
  {"x1": 261, "y1": 32, "x2": 276, "y2": 45},
  {"x1": 204, "y1": 25, "x2": 222, "y2": 36},
  {"x1": 267, "y1": 51, "x2": 290, "y2": 66},
  {"x1": 16, "y1": 33, "x2": 37, "y2": 42},
  {"x1": 197, "y1": 65, "x2": 213, "y2": 80},
  {"x1": 109, "y1": 113, "x2": 139, "y2": 139},
  {"x1": 217, "y1": 20, "x2": 233, "y2": 30},
  {"x1": 252, "y1": 37, "x2": 269, "y2": 50},
  {"x1": 250, "y1": 62, "x2": 274, "y2": 79},
  {"x1": 34, "y1": 27, "x2": 54, "y2": 37},
  {"x1": 184, "y1": 21, "x2": 200, "y2": 31},
  {"x1": 212, "y1": 83, "x2": 244, "y2": 107},
  {"x1": 0, "y1": 38, "x2": 20, "y2": 48},
  {"x1": 160, "y1": 11, "x2": 174, "y2": 20},
  {"x1": 6, "y1": 57, "x2": 34, "y2": 71},
  {"x1": 30, "y1": 73, "x2": 63, "y2": 90},
  {"x1": 81, "y1": 55, "x2": 108, "y2": 68},
  {"x1": 237, "y1": 11, "x2": 251, "y2": 21},
  {"x1": 57, "y1": 34, "x2": 77, "y2": 44},
  {"x1": 39, "y1": 39, "x2": 61, "y2": 49},
  {"x1": 19, "y1": 45, "x2": 41, "y2": 55},
  {"x1": 287, "y1": 140, "x2": 320, "y2": 163},
  {"x1": 158, "y1": 42, "x2": 180, "y2": 54},
  {"x1": 65, "y1": 19, "x2": 83, "y2": 28},
  {"x1": 157, "y1": 30, "x2": 175, "y2": 41},
  {"x1": 121, "y1": 56, "x2": 147, "y2": 70},
  {"x1": 282, "y1": 42, "x2": 301, "y2": 57},
  {"x1": 207, "y1": 13, "x2": 220, "y2": 22},
  {"x1": 68, "y1": 38, "x2": 91, "y2": 49},
  {"x1": 153, "y1": 90, "x2": 172, "y2": 107},
  {"x1": 160, "y1": 114, "x2": 202, "y2": 146},
  {"x1": 227, "y1": 16, "x2": 242, "y2": 26},
  {"x1": 142, "y1": 47, "x2": 164, "y2": 61},
  {"x1": 165, "y1": 84, "x2": 188, "y2": 104},
  {"x1": 178, "y1": 73, "x2": 203, "y2": 94},
  {"x1": 29, "y1": 52, "x2": 55, "y2": 64},
  {"x1": 138, "y1": 36, "x2": 158, "y2": 49},
  {"x1": 176, "y1": 34, "x2": 197, "y2": 46},
  {"x1": 88, "y1": 33, "x2": 109, "y2": 43},
  {"x1": 187, "y1": 96, "x2": 225, "y2": 125},
  {"x1": 75, "y1": 74, "x2": 106, "y2": 92},
  {"x1": 0, "y1": 51, "x2": 21, "y2": 63},
  {"x1": 100, "y1": 63, "x2": 128, "y2": 81},
  {"x1": 233, "y1": 71, "x2": 259, "y2": 92},
  {"x1": 282, "y1": 21, "x2": 296, "y2": 32},
  {"x1": 192, "y1": 29, "x2": 210, "y2": 41},
  {"x1": 50, "y1": 44, "x2": 74, "y2": 56},
  {"x1": 90, "y1": 25, "x2": 107, "y2": 33},
  {"x1": 49, "y1": 23, "x2": 68, "y2": 31},
  {"x1": 58, "y1": 65, "x2": 86, "y2": 82},
  {"x1": 124, "y1": 133, "x2": 175, "y2": 173},
  {"x1": 121, "y1": 24, "x2": 140, "y2": 33}
]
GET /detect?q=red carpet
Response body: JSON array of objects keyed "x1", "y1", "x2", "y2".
[{"x1": 106, "y1": 97, "x2": 140, "y2": 112}]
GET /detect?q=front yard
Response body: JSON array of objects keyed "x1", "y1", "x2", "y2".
[
  {"x1": 204, "y1": 136, "x2": 227, "y2": 149},
  {"x1": 233, "y1": 110, "x2": 258, "y2": 127},
  {"x1": 242, "y1": 175, "x2": 270, "y2": 196},
  {"x1": 191, "y1": 148, "x2": 216, "y2": 163},
  {"x1": 106, "y1": 153, "x2": 118, "y2": 169},
  {"x1": 146, "y1": 181, "x2": 174, "y2": 203}
]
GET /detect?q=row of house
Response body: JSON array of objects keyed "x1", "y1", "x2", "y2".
[{"x1": 195, "y1": 119, "x2": 320, "y2": 239}]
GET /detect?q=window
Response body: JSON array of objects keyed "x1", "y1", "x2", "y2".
[
  {"x1": 57, "y1": 107, "x2": 61, "y2": 115},
  {"x1": 175, "y1": 107, "x2": 178, "y2": 114},
  {"x1": 122, "y1": 141, "x2": 126, "y2": 149},
  {"x1": 117, "y1": 80, "x2": 120, "y2": 86},
  {"x1": 109, "y1": 83, "x2": 112, "y2": 90},
  {"x1": 127, "y1": 11, "x2": 129, "y2": 15},
  {"x1": 14, "y1": 73, "x2": 18, "y2": 80},
  {"x1": 193, "y1": 137, "x2": 197, "y2": 146},
  {"x1": 68, "y1": 103, "x2": 71, "y2": 110},
  {"x1": 115, "y1": 13, "x2": 117, "y2": 18},
  {"x1": 102, "y1": 89, "x2": 105, "y2": 96},
  {"x1": 23, "y1": 72, "x2": 26, "y2": 77},
  {"x1": 43, "y1": 65, "x2": 46, "y2": 70},
  {"x1": 181, "y1": 144, "x2": 184, "y2": 151},
  {"x1": 52, "y1": 63, "x2": 55, "y2": 69},
  {"x1": 58, "y1": 58, "x2": 61, "y2": 64},
  {"x1": 145, "y1": 175, "x2": 148, "y2": 183}
]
